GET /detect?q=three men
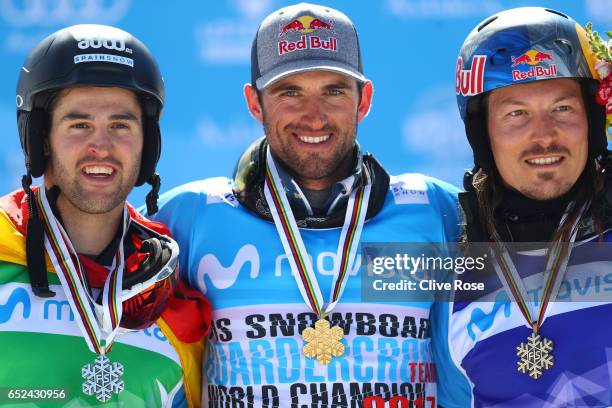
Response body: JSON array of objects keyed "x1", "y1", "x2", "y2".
[
  {"x1": 153, "y1": 3, "x2": 459, "y2": 406},
  {"x1": 0, "y1": 25, "x2": 209, "y2": 407},
  {"x1": 434, "y1": 7, "x2": 612, "y2": 406}
]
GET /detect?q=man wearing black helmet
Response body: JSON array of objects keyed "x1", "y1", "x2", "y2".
[
  {"x1": 432, "y1": 7, "x2": 612, "y2": 407},
  {"x1": 0, "y1": 25, "x2": 210, "y2": 407}
]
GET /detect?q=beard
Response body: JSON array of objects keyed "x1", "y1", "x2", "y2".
[
  {"x1": 518, "y1": 175, "x2": 575, "y2": 200},
  {"x1": 47, "y1": 153, "x2": 140, "y2": 215},
  {"x1": 263, "y1": 118, "x2": 358, "y2": 184}
]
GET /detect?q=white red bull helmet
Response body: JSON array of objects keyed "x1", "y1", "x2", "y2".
[{"x1": 456, "y1": 7, "x2": 606, "y2": 170}]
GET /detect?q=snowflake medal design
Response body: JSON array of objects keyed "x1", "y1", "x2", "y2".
[
  {"x1": 82, "y1": 355, "x2": 125, "y2": 402},
  {"x1": 516, "y1": 331, "x2": 554, "y2": 379},
  {"x1": 302, "y1": 318, "x2": 345, "y2": 365}
]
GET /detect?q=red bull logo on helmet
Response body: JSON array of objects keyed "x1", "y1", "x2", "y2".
[
  {"x1": 278, "y1": 15, "x2": 336, "y2": 56},
  {"x1": 511, "y1": 49, "x2": 558, "y2": 81},
  {"x1": 456, "y1": 55, "x2": 487, "y2": 96}
]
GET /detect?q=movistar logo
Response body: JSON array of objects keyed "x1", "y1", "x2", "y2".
[
  {"x1": 196, "y1": 244, "x2": 362, "y2": 293},
  {"x1": 467, "y1": 291, "x2": 511, "y2": 341},
  {"x1": 44, "y1": 299, "x2": 75, "y2": 321},
  {"x1": 196, "y1": 244, "x2": 260, "y2": 294},
  {"x1": 0, "y1": 287, "x2": 31, "y2": 323}
]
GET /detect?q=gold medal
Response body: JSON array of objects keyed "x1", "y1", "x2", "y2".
[
  {"x1": 264, "y1": 149, "x2": 371, "y2": 365},
  {"x1": 302, "y1": 319, "x2": 345, "y2": 365}
]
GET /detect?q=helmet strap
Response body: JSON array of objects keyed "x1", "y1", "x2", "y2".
[
  {"x1": 22, "y1": 172, "x2": 55, "y2": 298},
  {"x1": 459, "y1": 167, "x2": 490, "y2": 242},
  {"x1": 465, "y1": 94, "x2": 495, "y2": 170},
  {"x1": 145, "y1": 173, "x2": 161, "y2": 216}
]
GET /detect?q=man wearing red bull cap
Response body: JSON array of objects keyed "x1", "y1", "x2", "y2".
[
  {"x1": 432, "y1": 7, "x2": 612, "y2": 407},
  {"x1": 0, "y1": 24, "x2": 210, "y2": 407},
  {"x1": 152, "y1": 3, "x2": 461, "y2": 406}
]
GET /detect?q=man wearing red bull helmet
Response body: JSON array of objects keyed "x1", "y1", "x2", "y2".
[
  {"x1": 0, "y1": 24, "x2": 210, "y2": 407},
  {"x1": 151, "y1": 3, "x2": 461, "y2": 406},
  {"x1": 432, "y1": 7, "x2": 612, "y2": 407}
]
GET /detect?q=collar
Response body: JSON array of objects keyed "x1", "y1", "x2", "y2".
[
  {"x1": 0, "y1": 186, "x2": 211, "y2": 343},
  {"x1": 274, "y1": 146, "x2": 364, "y2": 217},
  {"x1": 45, "y1": 186, "x2": 126, "y2": 267},
  {"x1": 233, "y1": 137, "x2": 390, "y2": 229},
  {"x1": 460, "y1": 163, "x2": 612, "y2": 242},
  {"x1": 497, "y1": 181, "x2": 580, "y2": 221},
  {"x1": 34, "y1": 186, "x2": 172, "y2": 267}
]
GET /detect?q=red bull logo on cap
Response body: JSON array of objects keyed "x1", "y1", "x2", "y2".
[
  {"x1": 456, "y1": 55, "x2": 487, "y2": 96},
  {"x1": 279, "y1": 15, "x2": 333, "y2": 36},
  {"x1": 278, "y1": 15, "x2": 337, "y2": 56},
  {"x1": 511, "y1": 49, "x2": 557, "y2": 81}
]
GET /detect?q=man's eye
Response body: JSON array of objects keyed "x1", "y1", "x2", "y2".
[
  {"x1": 112, "y1": 122, "x2": 129, "y2": 129},
  {"x1": 280, "y1": 90, "x2": 298, "y2": 97},
  {"x1": 328, "y1": 89, "x2": 343, "y2": 95},
  {"x1": 555, "y1": 105, "x2": 571, "y2": 112},
  {"x1": 71, "y1": 122, "x2": 89, "y2": 129},
  {"x1": 508, "y1": 110, "x2": 525, "y2": 117}
]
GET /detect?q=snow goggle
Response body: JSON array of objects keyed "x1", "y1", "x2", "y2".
[{"x1": 96, "y1": 223, "x2": 179, "y2": 330}]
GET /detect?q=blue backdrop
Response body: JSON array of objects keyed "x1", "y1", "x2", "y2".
[{"x1": 0, "y1": 0, "x2": 610, "y2": 205}]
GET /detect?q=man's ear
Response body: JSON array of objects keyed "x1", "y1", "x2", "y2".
[
  {"x1": 357, "y1": 81, "x2": 374, "y2": 122},
  {"x1": 244, "y1": 84, "x2": 264, "y2": 124}
]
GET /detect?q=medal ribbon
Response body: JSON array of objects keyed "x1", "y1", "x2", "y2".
[
  {"x1": 37, "y1": 188, "x2": 127, "y2": 354},
  {"x1": 489, "y1": 201, "x2": 589, "y2": 332},
  {"x1": 263, "y1": 148, "x2": 371, "y2": 317}
]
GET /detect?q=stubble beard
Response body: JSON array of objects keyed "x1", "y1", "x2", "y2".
[
  {"x1": 514, "y1": 143, "x2": 577, "y2": 200},
  {"x1": 518, "y1": 174, "x2": 574, "y2": 201},
  {"x1": 263, "y1": 118, "x2": 358, "y2": 184},
  {"x1": 48, "y1": 153, "x2": 140, "y2": 215}
]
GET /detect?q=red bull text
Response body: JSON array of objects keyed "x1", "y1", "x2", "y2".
[
  {"x1": 278, "y1": 36, "x2": 337, "y2": 55},
  {"x1": 511, "y1": 50, "x2": 557, "y2": 81},
  {"x1": 456, "y1": 55, "x2": 487, "y2": 96},
  {"x1": 512, "y1": 64, "x2": 558, "y2": 81}
]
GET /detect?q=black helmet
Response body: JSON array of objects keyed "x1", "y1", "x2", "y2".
[
  {"x1": 456, "y1": 7, "x2": 606, "y2": 170},
  {"x1": 17, "y1": 25, "x2": 164, "y2": 298},
  {"x1": 16, "y1": 24, "x2": 164, "y2": 186}
]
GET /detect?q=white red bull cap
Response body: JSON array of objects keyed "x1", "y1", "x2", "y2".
[{"x1": 251, "y1": 2, "x2": 367, "y2": 90}]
